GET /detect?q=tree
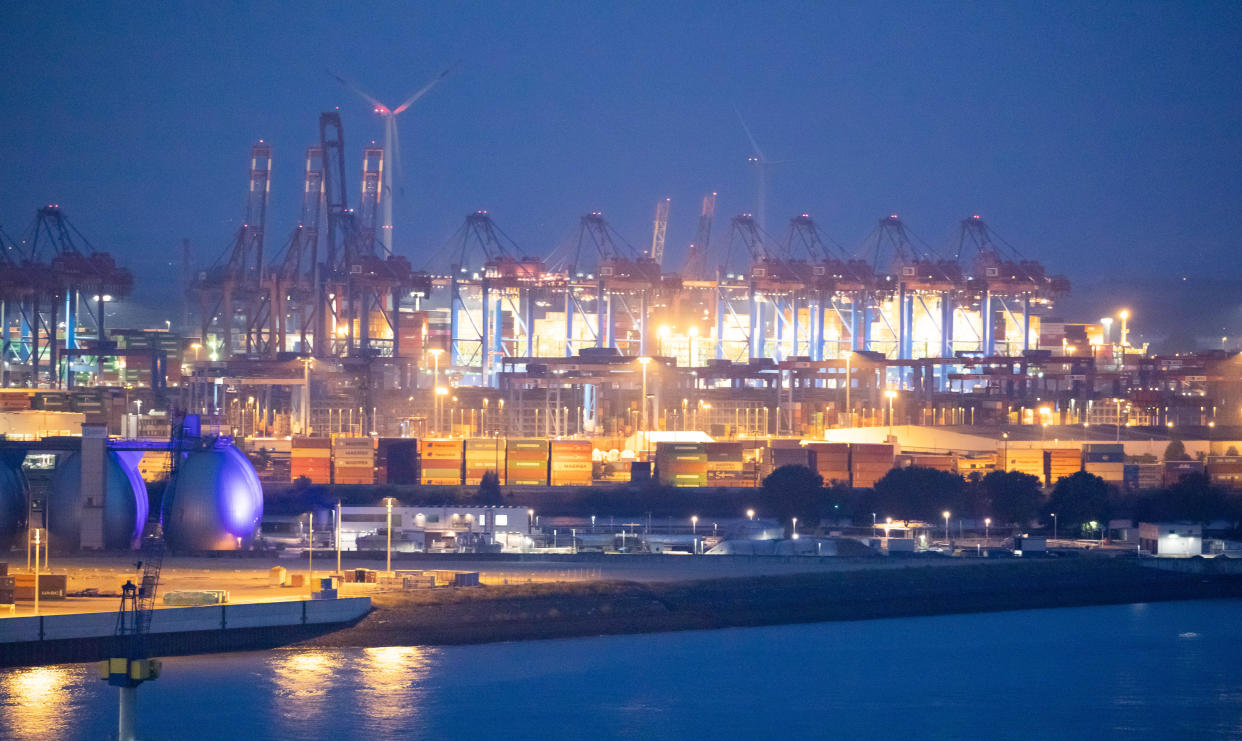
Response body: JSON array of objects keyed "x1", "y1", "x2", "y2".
[
  {"x1": 1157, "y1": 473, "x2": 1227, "y2": 527},
  {"x1": 1227, "y1": 445, "x2": 1239, "y2": 457},
  {"x1": 870, "y1": 466, "x2": 966, "y2": 522},
  {"x1": 1046, "y1": 471, "x2": 1112, "y2": 535},
  {"x1": 761, "y1": 465, "x2": 825, "y2": 532},
  {"x1": 980, "y1": 470, "x2": 1044, "y2": 526},
  {"x1": 477, "y1": 471, "x2": 502, "y2": 505},
  {"x1": 1164, "y1": 438, "x2": 1190, "y2": 462}
]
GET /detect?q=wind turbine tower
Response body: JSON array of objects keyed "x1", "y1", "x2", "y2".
[
  {"x1": 735, "y1": 108, "x2": 789, "y2": 233},
  {"x1": 330, "y1": 62, "x2": 458, "y2": 253}
]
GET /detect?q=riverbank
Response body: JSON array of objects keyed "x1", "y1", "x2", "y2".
[{"x1": 299, "y1": 558, "x2": 1242, "y2": 649}]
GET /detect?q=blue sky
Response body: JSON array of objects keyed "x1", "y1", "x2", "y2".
[{"x1": 1, "y1": 1, "x2": 1239, "y2": 318}]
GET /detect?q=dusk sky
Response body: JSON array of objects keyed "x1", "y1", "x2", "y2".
[{"x1": 2, "y1": 2, "x2": 1240, "y2": 324}]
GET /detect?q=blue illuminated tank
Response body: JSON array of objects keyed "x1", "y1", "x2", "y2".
[
  {"x1": 49, "y1": 450, "x2": 148, "y2": 550},
  {"x1": 0, "y1": 452, "x2": 29, "y2": 551},
  {"x1": 164, "y1": 439, "x2": 263, "y2": 551}
]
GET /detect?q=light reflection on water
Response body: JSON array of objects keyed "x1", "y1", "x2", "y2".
[
  {"x1": 0, "y1": 600, "x2": 1240, "y2": 740},
  {"x1": 0, "y1": 665, "x2": 91, "y2": 738}
]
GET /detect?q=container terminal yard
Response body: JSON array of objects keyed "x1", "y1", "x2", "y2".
[{"x1": 2, "y1": 113, "x2": 1242, "y2": 639}]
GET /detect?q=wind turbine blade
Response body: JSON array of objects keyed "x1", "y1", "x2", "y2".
[
  {"x1": 733, "y1": 106, "x2": 768, "y2": 162},
  {"x1": 393, "y1": 60, "x2": 461, "y2": 115},
  {"x1": 328, "y1": 68, "x2": 386, "y2": 110}
]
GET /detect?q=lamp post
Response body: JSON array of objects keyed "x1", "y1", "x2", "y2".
[
  {"x1": 430, "y1": 348, "x2": 443, "y2": 433},
  {"x1": 307, "y1": 512, "x2": 314, "y2": 587},
  {"x1": 884, "y1": 389, "x2": 897, "y2": 439},
  {"x1": 791, "y1": 517, "x2": 798, "y2": 539},
  {"x1": 638, "y1": 357, "x2": 651, "y2": 457},
  {"x1": 32, "y1": 528, "x2": 40, "y2": 616},
  {"x1": 984, "y1": 517, "x2": 991, "y2": 545},
  {"x1": 943, "y1": 510, "x2": 951, "y2": 546},
  {"x1": 1051, "y1": 513, "x2": 1057, "y2": 541},
  {"x1": 691, "y1": 515, "x2": 698, "y2": 535},
  {"x1": 336, "y1": 501, "x2": 342, "y2": 575},
  {"x1": 746, "y1": 508, "x2": 755, "y2": 521},
  {"x1": 1001, "y1": 431, "x2": 1008, "y2": 471},
  {"x1": 1119, "y1": 309, "x2": 1130, "y2": 347},
  {"x1": 384, "y1": 497, "x2": 395, "y2": 573}
]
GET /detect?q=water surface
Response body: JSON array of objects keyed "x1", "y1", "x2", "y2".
[{"x1": 3, "y1": 600, "x2": 1240, "y2": 740}]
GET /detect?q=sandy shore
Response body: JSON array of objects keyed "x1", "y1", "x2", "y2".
[{"x1": 298, "y1": 559, "x2": 1242, "y2": 649}]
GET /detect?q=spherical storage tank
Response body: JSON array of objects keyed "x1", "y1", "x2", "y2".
[
  {"x1": 165, "y1": 443, "x2": 263, "y2": 551},
  {"x1": 0, "y1": 453, "x2": 29, "y2": 551},
  {"x1": 49, "y1": 450, "x2": 148, "y2": 550}
]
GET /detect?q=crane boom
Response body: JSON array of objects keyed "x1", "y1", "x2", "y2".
[{"x1": 649, "y1": 198, "x2": 670, "y2": 267}]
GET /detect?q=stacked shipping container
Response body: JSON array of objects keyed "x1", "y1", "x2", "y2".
[
  {"x1": 505, "y1": 439, "x2": 550, "y2": 485},
  {"x1": 803, "y1": 442, "x2": 850, "y2": 484},
  {"x1": 332, "y1": 436, "x2": 375, "y2": 485},
  {"x1": 1045, "y1": 448, "x2": 1082, "y2": 485},
  {"x1": 1163, "y1": 459, "x2": 1204, "y2": 487},
  {"x1": 377, "y1": 438, "x2": 419, "y2": 485},
  {"x1": 656, "y1": 442, "x2": 708, "y2": 487},
  {"x1": 291, "y1": 438, "x2": 331, "y2": 483},
  {"x1": 1083, "y1": 444, "x2": 1125, "y2": 484},
  {"x1": 850, "y1": 443, "x2": 895, "y2": 488},
  {"x1": 1003, "y1": 448, "x2": 1044, "y2": 481},
  {"x1": 704, "y1": 442, "x2": 750, "y2": 487},
  {"x1": 1206, "y1": 457, "x2": 1242, "y2": 488},
  {"x1": 419, "y1": 439, "x2": 464, "y2": 485},
  {"x1": 464, "y1": 438, "x2": 506, "y2": 485},
  {"x1": 549, "y1": 440, "x2": 592, "y2": 486}
]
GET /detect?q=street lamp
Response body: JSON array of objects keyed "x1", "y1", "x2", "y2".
[
  {"x1": 307, "y1": 512, "x2": 314, "y2": 586},
  {"x1": 884, "y1": 389, "x2": 897, "y2": 439},
  {"x1": 943, "y1": 510, "x2": 951, "y2": 546},
  {"x1": 434, "y1": 386, "x2": 448, "y2": 437},
  {"x1": 190, "y1": 342, "x2": 202, "y2": 361},
  {"x1": 1118, "y1": 309, "x2": 1130, "y2": 347},
  {"x1": 984, "y1": 517, "x2": 991, "y2": 544},
  {"x1": 691, "y1": 515, "x2": 698, "y2": 535},
  {"x1": 638, "y1": 357, "x2": 651, "y2": 457},
  {"x1": 429, "y1": 348, "x2": 443, "y2": 432},
  {"x1": 791, "y1": 517, "x2": 798, "y2": 540},
  {"x1": 383, "y1": 497, "x2": 396, "y2": 573},
  {"x1": 746, "y1": 508, "x2": 755, "y2": 520},
  {"x1": 1051, "y1": 512, "x2": 1057, "y2": 541}
]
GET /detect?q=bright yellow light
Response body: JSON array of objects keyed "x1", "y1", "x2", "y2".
[
  {"x1": 1119, "y1": 309, "x2": 1129, "y2": 320},
  {"x1": 335, "y1": 326, "x2": 348, "y2": 337},
  {"x1": 429, "y1": 348, "x2": 443, "y2": 357},
  {"x1": 658, "y1": 325, "x2": 672, "y2": 338},
  {"x1": 637, "y1": 356, "x2": 651, "y2": 366},
  {"x1": 942, "y1": 511, "x2": 951, "y2": 519},
  {"x1": 190, "y1": 343, "x2": 202, "y2": 350},
  {"x1": 688, "y1": 326, "x2": 699, "y2": 337},
  {"x1": 434, "y1": 386, "x2": 448, "y2": 396},
  {"x1": 884, "y1": 389, "x2": 897, "y2": 399}
]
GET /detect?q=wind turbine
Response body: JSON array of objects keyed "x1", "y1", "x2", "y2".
[
  {"x1": 330, "y1": 62, "x2": 459, "y2": 252},
  {"x1": 735, "y1": 107, "x2": 791, "y2": 234}
]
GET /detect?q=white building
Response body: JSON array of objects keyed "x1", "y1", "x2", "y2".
[
  {"x1": 338, "y1": 505, "x2": 531, "y2": 553},
  {"x1": 1139, "y1": 522, "x2": 1202, "y2": 557}
]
